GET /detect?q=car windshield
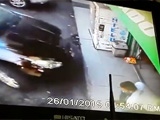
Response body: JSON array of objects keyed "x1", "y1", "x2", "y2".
[{"x1": 0, "y1": 7, "x2": 21, "y2": 35}]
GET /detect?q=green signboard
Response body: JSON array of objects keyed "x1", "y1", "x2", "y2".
[{"x1": 107, "y1": 4, "x2": 160, "y2": 74}]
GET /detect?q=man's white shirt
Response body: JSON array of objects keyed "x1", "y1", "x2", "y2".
[{"x1": 126, "y1": 82, "x2": 160, "y2": 112}]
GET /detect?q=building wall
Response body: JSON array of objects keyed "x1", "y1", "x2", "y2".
[{"x1": 127, "y1": 33, "x2": 140, "y2": 57}]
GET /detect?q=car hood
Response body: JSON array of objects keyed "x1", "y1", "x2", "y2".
[
  {"x1": 0, "y1": 13, "x2": 68, "y2": 64},
  {"x1": 7, "y1": 15, "x2": 61, "y2": 46},
  {"x1": 0, "y1": 11, "x2": 80, "y2": 67}
]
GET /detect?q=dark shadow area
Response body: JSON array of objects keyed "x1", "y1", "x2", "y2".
[
  {"x1": 26, "y1": 1, "x2": 57, "y2": 12},
  {"x1": 0, "y1": 0, "x2": 90, "y2": 110},
  {"x1": 0, "y1": 33, "x2": 89, "y2": 109}
]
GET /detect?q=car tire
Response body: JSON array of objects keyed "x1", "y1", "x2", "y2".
[{"x1": 8, "y1": 0, "x2": 30, "y2": 8}]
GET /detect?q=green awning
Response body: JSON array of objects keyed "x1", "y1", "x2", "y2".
[{"x1": 107, "y1": 4, "x2": 160, "y2": 74}]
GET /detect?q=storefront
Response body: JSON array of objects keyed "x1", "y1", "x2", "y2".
[
  {"x1": 108, "y1": 4, "x2": 160, "y2": 74},
  {"x1": 90, "y1": 2, "x2": 129, "y2": 51}
]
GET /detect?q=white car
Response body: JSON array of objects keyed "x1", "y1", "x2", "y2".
[{"x1": 8, "y1": 0, "x2": 50, "y2": 8}]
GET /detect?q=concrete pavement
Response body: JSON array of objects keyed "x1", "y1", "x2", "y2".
[
  {"x1": 72, "y1": 1, "x2": 160, "y2": 111},
  {"x1": 73, "y1": 4, "x2": 139, "y2": 111}
]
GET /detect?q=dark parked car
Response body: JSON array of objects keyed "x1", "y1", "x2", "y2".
[{"x1": 0, "y1": 7, "x2": 78, "y2": 79}]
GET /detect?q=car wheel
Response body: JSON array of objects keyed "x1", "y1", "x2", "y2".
[{"x1": 8, "y1": 0, "x2": 30, "y2": 8}]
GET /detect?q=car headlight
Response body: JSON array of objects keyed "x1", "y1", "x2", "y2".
[
  {"x1": 31, "y1": 60, "x2": 63, "y2": 69},
  {"x1": 0, "y1": 71, "x2": 19, "y2": 88},
  {"x1": 48, "y1": 61, "x2": 62, "y2": 69}
]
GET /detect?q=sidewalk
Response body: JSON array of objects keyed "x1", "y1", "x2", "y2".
[
  {"x1": 72, "y1": 0, "x2": 90, "y2": 5},
  {"x1": 72, "y1": 3, "x2": 139, "y2": 111},
  {"x1": 72, "y1": 0, "x2": 160, "y2": 98},
  {"x1": 72, "y1": 0, "x2": 89, "y2": 9}
]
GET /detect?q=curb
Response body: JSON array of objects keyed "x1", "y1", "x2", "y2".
[
  {"x1": 88, "y1": 28, "x2": 97, "y2": 50},
  {"x1": 132, "y1": 64, "x2": 145, "y2": 83},
  {"x1": 72, "y1": 1, "x2": 89, "y2": 8},
  {"x1": 72, "y1": 0, "x2": 90, "y2": 5}
]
